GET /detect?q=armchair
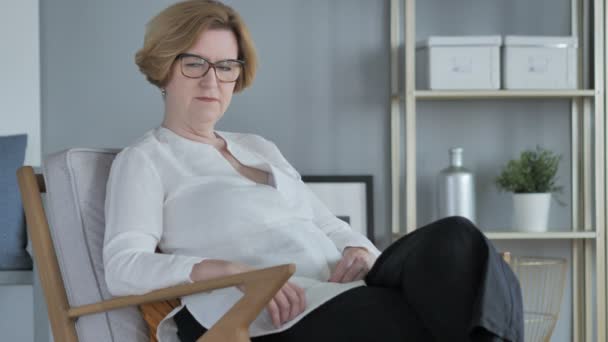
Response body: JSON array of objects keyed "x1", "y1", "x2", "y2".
[
  {"x1": 17, "y1": 149, "x2": 293, "y2": 342},
  {"x1": 17, "y1": 148, "x2": 514, "y2": 342}
]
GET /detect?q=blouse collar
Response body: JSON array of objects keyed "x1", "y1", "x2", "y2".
[
  {"x1": 155, "y1": 126, "x2": 274, "y2": 174},
  {"x1": 155, "y1": 126, "x2": 297, "y2": 193}
]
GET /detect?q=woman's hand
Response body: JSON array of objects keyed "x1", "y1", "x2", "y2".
[
  {"x1": 190, "y1": 259, "x2": 306, "y2": 328},
  {"x1": 265, "y1": 281, "x2": 306, "y2": 328},
  {"x1": 328, "y1": 247, "x2": 376, "y2": 283}
]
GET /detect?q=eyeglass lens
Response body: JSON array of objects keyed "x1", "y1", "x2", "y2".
[{"x1": 180, "y1": 55, "x2": 242, "y2": 82}]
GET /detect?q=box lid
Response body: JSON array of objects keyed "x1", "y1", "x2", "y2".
[
  {"x1": 416, "y1": 35, "x2": 502, "y2": 48},
  {"x1": 503, "y1": 35, "x2": 578, "y2": 48}
]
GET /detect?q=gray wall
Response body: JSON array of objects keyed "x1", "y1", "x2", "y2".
[{"x1": 40, "y1": 0, "x2": 392, "y2": 247}]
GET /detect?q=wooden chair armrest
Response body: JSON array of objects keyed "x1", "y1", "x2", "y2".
[{"x1": 69, "y1": 263, "x2": 295, "y2": 342}]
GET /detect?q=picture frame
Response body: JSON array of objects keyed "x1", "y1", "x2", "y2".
[{"x1": 301, "y1": 175, "x2": 374, "y2": 243}]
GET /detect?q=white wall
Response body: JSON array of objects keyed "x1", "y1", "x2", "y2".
[
  {"x1": 0, "y1": 0, "x2": 41, "y2": 166},
  {"x1": 0, "y1": 2, "x2": 41, "y2": 342}
]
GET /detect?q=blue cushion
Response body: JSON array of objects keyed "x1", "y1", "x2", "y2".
[{"x1": 0, "y1": 134, "x2": 32, "y2": 270}]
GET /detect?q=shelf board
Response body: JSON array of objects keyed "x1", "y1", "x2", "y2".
[
  {"x1": 484, "y1": 231, "x2": 597, "y2": 240},
  {"x1": 392, "y1": 230, "x2": 597, "y2": 242},
  {"x1": 391, "y1": 89, "x2": 596, "y2": 101},
  {"x1": 0, "y1": 270, "x2": 33, "y2": 285}
]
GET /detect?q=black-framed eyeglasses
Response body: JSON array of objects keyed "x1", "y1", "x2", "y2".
[{"x1": 176, "y1": 53, "x2": 244, "y2": 82}]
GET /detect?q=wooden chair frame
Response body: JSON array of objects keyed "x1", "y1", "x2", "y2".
[{"x1": 17, "y1": 166, "x2": 294, "y2": 342}]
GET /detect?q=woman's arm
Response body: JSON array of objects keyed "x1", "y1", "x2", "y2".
[
  {"x1": 257, "y1": 136, "x2": 381, "y2": 257},
  {"x1": 103, "y1": 147, "x2": 205, "y2": 296},
  {"x1": 303, "y1": 185, "x2": 381, "y2": 257}
]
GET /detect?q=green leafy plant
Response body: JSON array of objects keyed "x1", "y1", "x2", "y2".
[{"x1": 495, "y1": 146, "x2": 563, "y2": 194}]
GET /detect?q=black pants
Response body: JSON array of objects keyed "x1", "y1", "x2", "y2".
[{"x1": 174, "y1": 217, "x2": 524, "y2": 342}]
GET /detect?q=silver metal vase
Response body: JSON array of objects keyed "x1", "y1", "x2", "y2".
[{"x1": 437, "y1": 147, "x2": 476, "y2": 223}]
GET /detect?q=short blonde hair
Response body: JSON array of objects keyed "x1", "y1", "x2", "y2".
[{"x1": 135, "y1": 0, "x2": 257, "y2": 92}]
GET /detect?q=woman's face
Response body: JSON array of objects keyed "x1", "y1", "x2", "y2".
[{"x1": 163, "y1": 29, "x2": 239, "y2": 132}]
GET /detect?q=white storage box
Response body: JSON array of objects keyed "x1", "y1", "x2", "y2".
[
  {"x1": 502, "y1": 36, "x2": 578, "y2": 89},
  {"x1": 416, "y1": 36, "x2": 502, "y2": 90}
]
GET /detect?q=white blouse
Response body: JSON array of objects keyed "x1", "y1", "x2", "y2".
[{"x1": 103, "y1": 127, "x2": 381, "y2": 342}]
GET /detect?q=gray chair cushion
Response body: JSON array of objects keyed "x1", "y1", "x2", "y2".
[
  {"x1": 43, "y1": 149, "x2": 148, "y2": 342},
  {"x1": 0, "y1": 134, "x2": 33, "y2": 270}
]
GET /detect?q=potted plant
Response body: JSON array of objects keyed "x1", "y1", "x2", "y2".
[{"x1": 495, "y1": 146, "x2": 562, "y2": 232}]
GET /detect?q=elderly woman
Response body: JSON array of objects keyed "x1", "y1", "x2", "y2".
[{"x1": 103, "y1": 1, "x2": 523, "y2": 341}]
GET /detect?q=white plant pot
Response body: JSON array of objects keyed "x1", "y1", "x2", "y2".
[{"x1": 512, "y1": 193, "x2": 551, "y2": 232}]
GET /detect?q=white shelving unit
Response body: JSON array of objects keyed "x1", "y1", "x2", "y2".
[
  {"x1": 392, "y1": 90, "x2": 597, "y2": 101},
  {"x1": 484, "y1": 231, "x2": 597, "y2": 240},
  {"x1": 389, "y1": 0, "x2": 606, "y2": 341},
  {"x1": 412, "y1": 89, "x2": 597, "y2": 99}
]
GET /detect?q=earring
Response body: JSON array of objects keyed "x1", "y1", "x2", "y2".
[{"x1": 160, "y1": 88, "x2": 167, "y2": 96}]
